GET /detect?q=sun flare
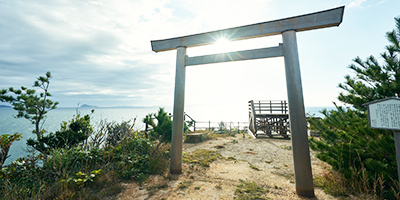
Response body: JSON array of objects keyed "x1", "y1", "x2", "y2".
[{"x1": 213, "y1": 37, "x2": 233, "y2": 53}]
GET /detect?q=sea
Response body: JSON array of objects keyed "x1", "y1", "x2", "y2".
[{"x1": 0, "y1": 106, "x2": 333, "y2": 165}]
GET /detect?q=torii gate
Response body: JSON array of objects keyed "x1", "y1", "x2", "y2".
[{"x1": 151, "y1": 6, "x2": 344, "y2": 198}]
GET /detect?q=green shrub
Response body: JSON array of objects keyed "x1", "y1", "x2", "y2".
[
  {"x1": 309, "y1": 17, "x2": 400, "y2": 199},
  {"x1": 27, "y1": 112, "x2": 93, "y2": 154},
  {"x1": 113, "y1": 137, "x2": 167, "y2": 181},
  {"x1": 0, "y1": 154, "x2": 46, "y2": 199},
  {"x1": 105, "y1": 120, "x2": 135, "y2": 147},
  {"x1": 151, "y1": 108, "x2": 172, "y2": 142},
  {"x1": 60, "y1": 169, "x2": 102, "y2": 188},
  {"x1": 0, "y1": 116, "x2": 169, "y2": 199},
  {"x1": 0, "y1": 72, "x2": 58, "y2": 155},
  {"x1": 309, "y1": 107, "x2": 397, "y2": 198},
  {"x1": 0, "y1": 132, "x2": 22, "y2": 168},
  {"x1": 44, "y1": 147, "x2": 109, "y2": 176}
]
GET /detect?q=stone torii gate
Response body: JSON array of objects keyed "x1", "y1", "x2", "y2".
[{"x1": 151, "y1": 6, "x2": 344, "y2": 197}]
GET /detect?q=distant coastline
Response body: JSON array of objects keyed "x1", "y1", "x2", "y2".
[
  {"x1": 59, "y1": 105, "x2": 160, "y2": 109},
  {"x1": 79, "y1": 104, "x2": 98, "y2": 108},
  {"x1": 0, "y1": 105, "x2": 162, "y2": 109}
]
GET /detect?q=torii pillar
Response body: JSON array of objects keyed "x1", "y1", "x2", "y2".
[{"x1": 151, "y1": 6, "x2": 344, "y2": 198}]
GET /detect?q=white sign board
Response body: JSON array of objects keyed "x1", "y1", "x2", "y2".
[{"x1": 367, "y1": 99, "x2": 400, "y2": 130}]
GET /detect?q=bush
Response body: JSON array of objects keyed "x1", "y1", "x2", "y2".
[
  {"x1": 105, "y1": 120, "x2": 135, "y2": 148},
  {"x1": 0, "y1": 119, "x2": 169, "y2": 199},
  {"x1": 27, "y1": 112, "x2": 93, "y2": 154},
  {"x1": 44, "y1": 147, "x2": 109, "y2": 176},
  {"x1": 0, "y1": 133, "x2": 22, "y2": 168},
  {"x1": 0, "y1": 154, "x2": 46, "y2": 199},
  {"x1": 309, "y1": 17, "x2": 400, "y2": 199},
  {"x1": 151, "y1": 108, "x2": 173, "y2": 142},
  {"x1": 309, "y1": 107, "x2": 397, "y2": 198},
  {"x1": 113, "y1": 137, "x2": 168, "y2": 181}
]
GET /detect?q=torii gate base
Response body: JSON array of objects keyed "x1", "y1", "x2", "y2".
[{"x1": 151, "y1": 6, "x2": 344, "y2": 198}]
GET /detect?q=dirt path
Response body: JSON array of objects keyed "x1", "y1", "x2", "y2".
[{"x1": 118, "y1": 133, "x2": 336, "y2": 199}]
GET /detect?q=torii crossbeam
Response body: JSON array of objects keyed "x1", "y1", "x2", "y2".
[{"x1": 151, "y1": 6, "x2": 344, "y2": 198}]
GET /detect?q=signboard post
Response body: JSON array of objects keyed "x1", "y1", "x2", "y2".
[{"x1": 364, "y1": 97, "x2": 400, "y2": 184}]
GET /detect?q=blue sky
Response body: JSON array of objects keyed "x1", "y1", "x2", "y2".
[{"x1": 0, "y1": 0, "x2": 399, "y2": 120}]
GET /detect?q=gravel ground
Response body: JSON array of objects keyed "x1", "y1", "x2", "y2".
[{"x1": 118, "y1": 132, "x2": 337, "y2": 200}]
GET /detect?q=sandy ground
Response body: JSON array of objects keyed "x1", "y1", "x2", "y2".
[{"x1": 117, "y1": 133, "x2": 337, "y2": 200}]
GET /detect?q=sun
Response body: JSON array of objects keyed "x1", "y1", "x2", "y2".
[
  {"x1": 215, "y1": 37, "x2": 230, "y2": 45},
  {"x1": 212, "y1": 37, "x2": 233, "y2": 53},
  {"x1": 190, "y1": 36, "x2": 235, "y2": 55}
]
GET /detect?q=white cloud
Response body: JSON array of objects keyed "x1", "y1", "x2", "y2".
[
  {"x1": 4, "y1": 0, "x2": 396, "y2": 110},
  {"x1": 0, "y1": 0, "x2": 182, "y2": 106},
  {"x1": 348, "y1": 0, "x2": 385, "y2": 8},
  {"x1": 348, "y1": 0, "x2": 367, "y2": 8}
]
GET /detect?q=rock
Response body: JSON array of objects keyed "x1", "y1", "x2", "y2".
[{"x1": 185, "y1": 133, "x2": 207, "y2": 143}]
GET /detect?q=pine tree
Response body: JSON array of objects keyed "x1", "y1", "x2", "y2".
[
  {"x1": 0, "y1": 72, "x2": 59, "y2": 154},
  {"x1": 309, "y1": 17, "x2": 400, "y2": 198},
  {"x1": 153, "y1": 108, "x2": 172, "y2": 143},
  {"x1": 338, "y1": 18, "x2": 400, "y2": 110}
]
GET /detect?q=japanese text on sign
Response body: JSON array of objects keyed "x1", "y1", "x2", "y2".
[{"x1": 368, "y1": 99, "x2": 400, "y2": 130}]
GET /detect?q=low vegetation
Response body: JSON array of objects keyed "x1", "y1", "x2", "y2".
[
  {"x1": 0, "y1": 117, "x2": 170, "y2": 199},
  {"x1": 182, "y1": 149, "x2": 222, "y2": 167},
  {"x1": 0, "y1": 133, "x2": 22, "y2": 168},
  {"x1": 309, "y1": 17, "x2": 400, "y2": 199},
  {"x1": 0, "y1": 72, "x2": 59, "y2": 155},
  {"x1": 0, "y1": 72, "x2": 176, "y2": 199},
  {"x1": 235, "y1": 179, "x2": 270, "y2": 200}
]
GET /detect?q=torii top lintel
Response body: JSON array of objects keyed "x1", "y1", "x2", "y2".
[{"x1": 151, "y1": 6, "x2": 344, "y2": 52}]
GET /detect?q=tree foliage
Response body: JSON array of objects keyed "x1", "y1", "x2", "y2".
[
  {"x1": 142, "y1": 113, "x2": 155, "y2": 138},
  {"x1": 309, "y1": 17, "x2": 400, "y2": 198},
  {"x1": 27, "y1": 112, "x2": 93, "y2": 154},
  {"x1": 0, "y1": 133, "x2": 22, "y2": 168},
  {"x1": 309, "y1": 107, "x2": 396, "y2": 196},
  {"x1": 0, "y1": 72, "x2": 58, "y2": 153},
  {"x1": 142, "y1": 108, "x2": 193, "y2": 143},
  {"x1": 105, "y1": 119, "x2": 136, "y2": 147},
  {"x1": 0, "y1": 121, "x2": 168, "y2": 199},
  {"x1": 151, "y1": 108, "x2": 173, "y2": 143},
  {"x1": 338, "y1": 18, "x2": 400, "y2": 110}
]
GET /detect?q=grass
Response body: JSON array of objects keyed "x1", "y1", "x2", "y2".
[
  {"x1": 178, "y1": 181, "x2": 192, "y2": 189},
  {"x1": 227, "y1": 156, "x2": 237, "y2": 161},
  {"x1": 235, "y1": 179, "x2": 271, "y2": 200},
  {"x1": 183, "y1": 148, "x2": 241, "y2": 168},
  {"x1": 264, "y1": 160, "x2": 272, "y2": 164},
  {"x1": 0, "y1": 135, "x2": 170, "y2": 200},
  {"x1": 182, "y1": 149, "x2": 222, "y2": 167},
  {"x1": 273, "y1": 172, "x2": 294, "y2": 183},
  {"x1": 313, "y1": 168, "x2": 400, "y2": 199},
  {"x1": 279, "y1": 145, "x2": 292, "y2": 150},
  {"x1": 313, "y1": 172, "x2": 348, "y2": 198},
  {"x1": 147, "y1": 183, "x2": 169, "y2": 197},
  {"x1": 249, "y1": 163, "x2": 261, "y2": 171}
]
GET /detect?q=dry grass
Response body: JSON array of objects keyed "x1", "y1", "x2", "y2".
[
  {"x1": 182, "y1": 149, "x2": 222, "y2": 167},
  {"x1": 117, "y1": 133, "x2": 396, "y2": 200}
]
